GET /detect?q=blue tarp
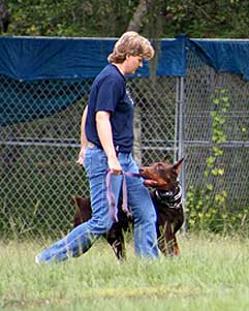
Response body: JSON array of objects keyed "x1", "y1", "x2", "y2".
[
  {"x1": 1, "y1": 35, "x2": 249, "y2": 80},
  {"x1": 0, "y1": 77, "x2": 89, "y2": 126},
  {"x1": 1, "y1": 35, "x2": 249, "y2": 126},
  {"x1": 0, "y1": 36, "x2": 186, "y2": 80},
  {"x1": 188, "y1": 38, "x2": 249, "y2": 80}
]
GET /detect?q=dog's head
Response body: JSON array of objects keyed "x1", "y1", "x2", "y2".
[{"x1": 139, "y1": 158, "x2": 184, "y2": 190}]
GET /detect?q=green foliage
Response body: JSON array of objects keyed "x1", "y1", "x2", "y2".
[
  {"x1": 7, "y1": 0, "x2": 138, "y2": 37},
  {"x1": 162, "y1": 0, "x2": 249, "y2": 38},
  {"x1": 4, "y1": 0, "x2": 249, "y2": 38},
  {"x1": 186, "y1": 88, "x2": 249, "y2": 233}
]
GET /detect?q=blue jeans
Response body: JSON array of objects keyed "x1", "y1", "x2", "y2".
[{"x1": 35, "y1": 147, "x2": 159, "y2": 263}]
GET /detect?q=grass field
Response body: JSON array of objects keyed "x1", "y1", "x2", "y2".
[{"x1": 0, "y1": 233, "x2": 249, "y2": 311}]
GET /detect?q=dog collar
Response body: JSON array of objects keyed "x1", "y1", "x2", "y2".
[{"x1": 154, "y1": 184, "x2": 182, "y2": 209}]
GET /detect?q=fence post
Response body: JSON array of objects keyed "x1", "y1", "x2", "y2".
[
  {"x1": 177, "y1": 76, "x2": 187, "y2": 232},
  {"x1": 133, "y1": 106, "x2": 142, "y2": 166}
]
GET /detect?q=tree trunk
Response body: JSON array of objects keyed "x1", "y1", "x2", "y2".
[
  {"x1": 127, "y1": 0, "x2": 154, "y2": 32},
  {"x1": 0, "y1": 0, "x2": 11, "y2": 33},
  {"x1": 127, "y1": 0, "x2": 154, "y2": 164}
]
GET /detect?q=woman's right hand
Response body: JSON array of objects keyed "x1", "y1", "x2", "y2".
[{"x1": 108, "y1": 155, "x2": 122, "y2": 175}]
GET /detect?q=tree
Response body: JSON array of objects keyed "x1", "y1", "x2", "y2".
[
  {"x1": 0, "y1": 0, "x2": 11, "y2": 33},
  {"x1": 127, "y1": 0, "x2": 154, "y2": 32},
  {"x1": 4, "y1": 0, "x2": 249, "y2": 38}
]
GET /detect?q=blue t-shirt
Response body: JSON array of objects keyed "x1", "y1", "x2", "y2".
[{"x1": 85, "y1": 64, "x2": 134, "y2": 153}]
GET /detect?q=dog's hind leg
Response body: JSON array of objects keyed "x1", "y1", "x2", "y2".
[{"x1": 106, "y1": 225, "x2": 126, "y2": 261}]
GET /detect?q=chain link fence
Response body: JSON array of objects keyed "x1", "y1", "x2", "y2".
[
  {"x1": 185, "y1": 50, "x2": 249, "y2": 214},
  {"x1": 0, "y1": 74, "x2": 178, "y2": 238},
  {"x1": 0, "y1": 45, "x2": 248, "y2": 238}
]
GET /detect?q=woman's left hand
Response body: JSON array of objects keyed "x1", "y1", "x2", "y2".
[{"x1": 76, "y1": 147, "x2": 86, "y2": 166}]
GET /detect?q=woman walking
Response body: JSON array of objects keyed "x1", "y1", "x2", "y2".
[{"x1": 36, "y1": 31, "x2": 159, "y2": 263}]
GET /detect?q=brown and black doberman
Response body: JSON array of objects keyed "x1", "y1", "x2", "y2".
[{"x1": 72, "y1": 158, "x2": 184, "y2": 260}]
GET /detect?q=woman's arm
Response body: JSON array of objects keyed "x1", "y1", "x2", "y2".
[
  {"x1": 77, "y1": 105, "x2": 88, "y2": 165},
  {"x1": 96, "y1": 111, "x2": 122, "y2": 174}
]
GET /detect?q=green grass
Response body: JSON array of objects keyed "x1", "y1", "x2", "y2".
[{"x1": 0, "y1": 233, "x2": 249, "y2": 311}]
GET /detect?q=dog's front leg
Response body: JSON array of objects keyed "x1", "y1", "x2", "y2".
[{"x1": 162, "y1": 222, "x2": 180, "y2": 256}]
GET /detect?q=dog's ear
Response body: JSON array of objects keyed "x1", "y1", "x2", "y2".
[{"x1": 172, "y1": 157, "x2": 184, "y2": 174}]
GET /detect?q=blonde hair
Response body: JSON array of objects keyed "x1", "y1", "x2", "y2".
[{"x1": 108, "y1": 31, "x2": 155, "y2": 64}]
